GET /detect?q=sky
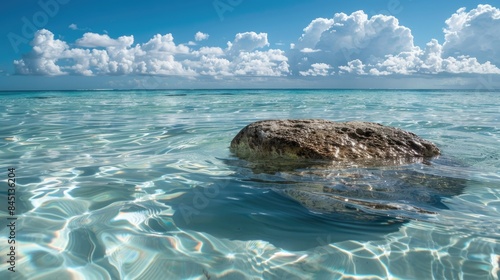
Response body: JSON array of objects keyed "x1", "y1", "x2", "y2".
[{"x1": 0, "y1": 0, "x2": 499, "y2": 90}]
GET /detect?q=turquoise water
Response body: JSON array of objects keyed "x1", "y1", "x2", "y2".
[{"x1": 0, "y1": 89, "x2": 499, "y2": 279}]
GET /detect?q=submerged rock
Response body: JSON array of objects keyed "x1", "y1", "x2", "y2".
[
  {"x1": 230, "y1": 119, "x2": 440, "y2": 165},
  {"x1": 229, "y1": 119, "x2": 449, "y2": 219},
  {"x1": 273, "y1": 168, "x2": 463, "y2": 217}
]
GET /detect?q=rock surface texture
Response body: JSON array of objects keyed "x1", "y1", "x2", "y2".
[
  {"x1": 230, "y1": 119, "x2": 440, "y2": 164},
  {"x1": 229, "y1": 120, "x2": 457, "y2": 221}
]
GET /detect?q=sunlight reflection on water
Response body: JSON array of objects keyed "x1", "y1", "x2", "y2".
[{"x1": 0, "y1": 90, "x2": 499, "y2": 279}]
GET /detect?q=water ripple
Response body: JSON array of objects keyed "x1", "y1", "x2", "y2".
[{"x1": 0, "y1": 90, "x2": 499, "y2": 279}]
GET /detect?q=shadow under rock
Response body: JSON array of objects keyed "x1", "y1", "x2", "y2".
[
  {"x1": 169, "y1": 156, "x2": 468, "y2": 251},
  {"x1": 170, "y1": 181, "x2": 403, "y2": 252}
]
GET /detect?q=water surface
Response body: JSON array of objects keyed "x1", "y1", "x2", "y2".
[{"x1": 0, "y1": 89, "x2": 499, "y2": 279}]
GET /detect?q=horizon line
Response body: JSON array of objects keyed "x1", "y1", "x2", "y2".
[{"x1": 0, "y1": 88, "x2": 498, "y2": 93}]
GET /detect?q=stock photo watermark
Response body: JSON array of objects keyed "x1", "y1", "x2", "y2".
[
  {"x1": 5, "y1": 168, "x2": 17, "y2": 273},
  {"x1": 368, "y1": 0, "x2": 404, "y2": 17},
  {"x1": 178, "y1": 179, "x2": 229, "y2": 225},
  {"x1": 475, "y1": 75, "x2": 497, "y2": 92},
  {"x1": 7, "y1": 0, "x2": 70, "y2": 53},
  {"x1": 213, "y1": 0, "x2": 244, "y2": 21}
]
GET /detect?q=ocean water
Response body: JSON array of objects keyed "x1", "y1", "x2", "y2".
[{"x1": 0, "y1": 89, "x2": 499, "y2": 280}]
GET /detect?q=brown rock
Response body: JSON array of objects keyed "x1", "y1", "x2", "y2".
[{"x1": 230, "y1": 119, "x2": 440, "y2": 164}]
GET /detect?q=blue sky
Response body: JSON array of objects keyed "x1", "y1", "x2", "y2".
[{"x1": 1, "y1": 0, "x2": 499, "y2": 90}]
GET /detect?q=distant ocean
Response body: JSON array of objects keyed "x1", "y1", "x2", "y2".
[{"x1": 0, "y1": 89, "x2": 499, "y2": 279}]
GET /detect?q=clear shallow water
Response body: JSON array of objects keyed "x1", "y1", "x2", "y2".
[{"x1": 0, "y1": 89, "x2": 499, "y2": 279}]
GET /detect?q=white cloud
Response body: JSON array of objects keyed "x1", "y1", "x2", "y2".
[
  {"x1": 370, "y1": 50, "x2": 423, "y2": 75},
  {"x1": 192, "y1": 47, "x2": 225, "y2": 56},
  {"x1": 288, "y1": 10, "x2": 416, "y2": 75},
  {"x1": 141, "y1": 33, "x2": 190, "y2": 54},
  {"x1": 232, "y1": 49, "x2": 289, "y2": 76},
  {"x1": 300, "y1": 48, "x2": 320, "y2": 53},
  {"x1": 443, "y1": 4, "x2": 500, "y2": 64},
  {"x1": 441, "y1": 56, "x2": 500, "y2": 74},
  {"x1": 183, "y1": 48, "x2": 289, "y2": 78},
  {"x1": 68, "y1": 23, "x2": 91, "y2": 31},
  {"x1": 14, "y1": 29, "x2": 67, "y2": 75},
  {"x1": 339, "y1": 59, "x2": 366, "y2": 75},
  {"x1": 296, "y1": 18, "x2": 334, "y2": 50},
  {"x1": 291, "y1": 7, "x2": 500, "y2": 76},
  {"x1": 184, "y1": 55, "x2": 231, "y2": 76},
  {"x1": 314, "y1": 11, "x2": 413, "y2": 64},
  {"x1": 195, "y1": 31, "x2": 209, "y2": 41},
  {"x1": 13, "y1": 6, "x2": 500, "y2": 80},
  {"x1": 15, "y1": 30, "x2": 195, "y2": 76},
  {"x1": 421, "y1": 39, "x2": 442, "y2": 73},
  {"x1": 299, "y1": 63, "x2": 333, "y2": 76},
  {"x1": 14, "y1": 29, "x2": 288, "y2": 77},
  {"x1": 368, "y1": 38, "x2": 500, "y2": 75},
  {"x1": 76, "y1": 33, "x2": 134, "y2": 48},
  {"x1": 227, "y1": 32, "x2": 269, "y2": 53}
]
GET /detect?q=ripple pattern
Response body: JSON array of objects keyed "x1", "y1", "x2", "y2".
[{"x1": 0, "y1": 90, "x2": 499, "y2": 279}]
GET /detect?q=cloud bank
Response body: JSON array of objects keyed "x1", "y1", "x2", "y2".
[
  {"x1": 14, "y1": 4, "x2": 500, "y2": 78},
  {"x1": 15, "y1": 30, "x2": 289, "y2": 77},
  {"x1": 290, "y1": 4, "x2": 500, "y2": 76}
]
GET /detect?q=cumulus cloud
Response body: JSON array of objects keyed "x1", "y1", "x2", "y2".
[
  {"x1": 231, "y1": 49, "x2": 289, "y2": 76},
  {"x1": 320, "y1": 11, "x2": 414, "y2": 62},
  {"x1": 68, "y1": 23, "x2": 90, "y2": 31},
  {"x1": 290, "y1": 7, "x2": 500, "y2": 76},
  {"x1": 295, "y1": 18, "x2": 334, "y2": 50},
  {"x1": 339, "y1": 59, "x2": 366, "y2": 75},
  {"x1": 352, "y1": 38, "x2": 500, "y2": 76},
  {"x1": 299, "y1": 63, "x2": 333, "y2": 76},
  {"x1": 140, "y1": 33, "x2": 190, "y2": 54},
  {"x1": 185, "y1": 35, "x2": 289, "y2": 77},
  {"x1": 300, "y1": 48, "x2": 320, "y2": 53},
  {"x1": 195, "y1": 32, "x2": 209, "y2": 41},
  {"x1": 443, "y1": 4, "x2": 500, "y2": 64},
  {"x1": 13, "y1": 5, "x2": 500, "y2": 79},
  {"x1": 15, "y1": 30, "x2": 195, "y2": 76},
  {"x1": 192, "y1": 47, "x2": 225, "y2": 56},
  {"x1": 184, "y1": 55, "x2": 231, "y2": 76},
  {"x1": 289, "y1": 10, "x2": 415, "y2": 75},
  {"x1": 227, "y1": 32, "x2": 269, "y2": 53},
  {"x1": 76, "y1": 33, "x2": 134, "y2": 48},
  {"x1": 14, "y1": 29, "x2": 67, "y2": 75},
  {"x1": 14, "y1": 29, "x2": 288, "y2": 77}
]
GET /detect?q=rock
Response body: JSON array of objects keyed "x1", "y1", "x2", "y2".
[
  {"x1": 229, "y1": 120, "x2": 455, "y2": 221},
  {"x1": 230, "y1": 119, "x2": 440, "y2": 165},
  {"x1": 273, "y1": 168, "x2": 464, "y2": 216}
]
